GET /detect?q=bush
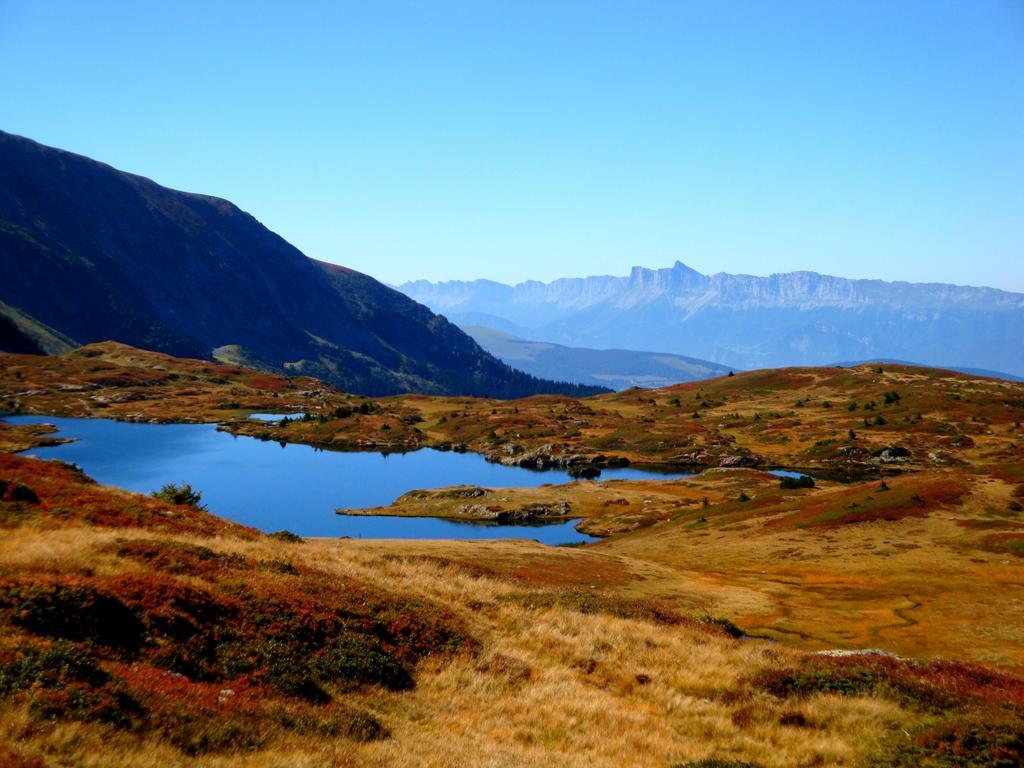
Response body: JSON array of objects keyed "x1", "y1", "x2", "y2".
[
  {"x1": 151, "y1": 483, "x2": 205, "y2": 509},
  {"x1": 699, "y1": 614, "x2": 744, "y2": 638},
  {"x1": 313, "y1": 635, "x2": 413, "y2": 691},
  {"x1": 0, "y1": 580, "x2": 146, "y2": 652},
  {"x1": 158, "y1": 711, "x2": 269, "y2": 755},
  {"x1": 0, "y1": 641, "x2": 108, "y2": 695},
  {"x1": 876, "y1": 720, "x2": 1024, "y2": 768},
  {"x1": 338, "y1": 710, "x2": 389, "y2": 741},
  {"x1": 270, "y1": 530, "x2": 303, "y2": 543},
  {"x1": 266, "y1": 650, "x2": 329, "y2": 702},
  {"x1": 0, "y1": 481, "x2": 39, "y2": 504},
  {"x1": 779, "y1": 475, "x2": 815, "y2": 489},
  {"x1": 111, "y1": 538, "x2": 247, "y2": 577},
  {"x1": 752, "y1": 654, "x2": 1024, "y2": 714},
  {"x1": 276, "y1": 706, "x2": 388, "y2": 742},
  {"x1": 0, "y1": 641, "x2": 142, "y2": 727}
]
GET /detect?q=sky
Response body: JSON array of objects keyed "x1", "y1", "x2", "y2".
[{"x1": 1, "y1": 1, "x2": 1022, "y2": 290}]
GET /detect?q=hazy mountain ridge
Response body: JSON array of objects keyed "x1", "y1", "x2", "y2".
[
  {"x1": 0, "y1": 130, "x2": 603, "y2": 398},
  {"x1": 462, "y1": 325, "x2": 733, "y2": 389},
  {"x1": 401, "y1": 261, "x2": 1024, "y2": 375}
]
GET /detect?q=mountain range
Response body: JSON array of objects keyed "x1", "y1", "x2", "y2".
[
  {"x1": 462, "y1": 325, "x2": 732, "y2": 389},
  {"x1": 0, "y1": 131, "x2": 602, "y2": 398},
  {"x1": 401, "y1": 262, "x2": 1024, "y2": 376}
]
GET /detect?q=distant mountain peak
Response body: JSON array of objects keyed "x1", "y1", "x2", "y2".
[
  {"x1": 672, "y1": 259, "x2": 703, "y2": 275},
  {"x1": 400, "y1": 261, "x2": 1024, "y2": 377}
]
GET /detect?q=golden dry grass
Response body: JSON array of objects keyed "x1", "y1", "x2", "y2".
[
  {"x1": 338, "y1": 468, "x2": 1024, "y2": 672},
  {"x1": 0, "y1": 524, "x2": 911, "y2": 767}
]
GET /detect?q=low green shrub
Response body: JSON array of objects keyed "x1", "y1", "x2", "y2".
[
  {"x1": 151, "y1": 483, "x2": 205, "y2": 509},
  {"x1": 157, "y1": 711, "x2": 268, "y2": 755},
  {"x1": 872, "y1": 719, "x2": 1023, "y2": 768},
  {"x1": 0, "y1": 641, "x2": 142, "y2": 728},
  {"x1": 0, "y1": 641, "x2": 107, "y2": 694},
  {"x1": 313, "y1": 635, "x2": 413, "y2": 691}
]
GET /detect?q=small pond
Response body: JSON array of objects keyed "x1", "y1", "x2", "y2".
[
  {"x1": 3, "y1": 416, "x2": 697, "y2": 543},
  {"x1": 247, "y1": 412, "x2": 306, "y2": 422}
]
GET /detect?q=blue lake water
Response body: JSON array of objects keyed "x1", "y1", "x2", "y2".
[
  {"x1": 3, "y1": 416, "x2": 696, "y2": 543},
  {"x1": 247, "y1": 413, "x2": 306, "y2": 421}
]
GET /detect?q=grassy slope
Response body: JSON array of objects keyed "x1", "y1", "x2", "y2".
[
  {"x1": 1, "y1": 452, "x2": 1022, "y2": 767},
  {"x1": 1, "y1": 345, "x2": 1023, "y2": 765}
]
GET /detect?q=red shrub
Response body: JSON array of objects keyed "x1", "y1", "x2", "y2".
[
  {"x1": 753, "y1": 653, "x2": 1024, "y2": 713},
  {"x1": 0, "y1": 454, "x2": 251, "y2": 537}
]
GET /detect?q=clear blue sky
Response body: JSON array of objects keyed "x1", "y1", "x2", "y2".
[{"x1": 2, "y1": 1, "x2": 1022, "y2": 290}]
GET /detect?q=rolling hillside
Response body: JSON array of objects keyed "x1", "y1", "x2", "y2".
[{"x1": 2, "y1": 348, "x2": 1023, "y2": 767}]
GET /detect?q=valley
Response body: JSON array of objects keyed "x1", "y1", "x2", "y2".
[{"x1": 1, "y1": 344, "x2": 1023, "y2": 766}]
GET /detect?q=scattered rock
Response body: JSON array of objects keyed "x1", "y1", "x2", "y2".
[
  {"x1": 947, "y1": 435, "x2": 975, "y2": 449},
  {"x1": 456, "y1": 500, "x2": 572, "y2": 522},
  {"x1": 678, "y1": 450, "x2": 712, "y2": 465},
  {"x1": 719, "y1": 454, "x2": 762, "y2": 468},
  {"x1": 872, "y1": 446, "x2": 911, "y2": 464}
]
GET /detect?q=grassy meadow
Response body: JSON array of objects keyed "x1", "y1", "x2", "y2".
[{"x1": 0, "y1": 344, "x2": 1022, "y2": 766}]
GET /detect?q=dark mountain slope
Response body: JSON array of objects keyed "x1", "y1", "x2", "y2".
[
  {"x1": 0, "y1": 300, "x2": 76, "y2": 356},
  {"x1": 0, "y1": 130, "x2": 602, "y2": 397}
]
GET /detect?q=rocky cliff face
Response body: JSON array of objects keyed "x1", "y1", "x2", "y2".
[
  {"x1": 0, "y1": 131, "x2": 604, "y2": 398},
  {"x1": 400, "y1": 261, "x2": 1024, "y2": 375}
]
